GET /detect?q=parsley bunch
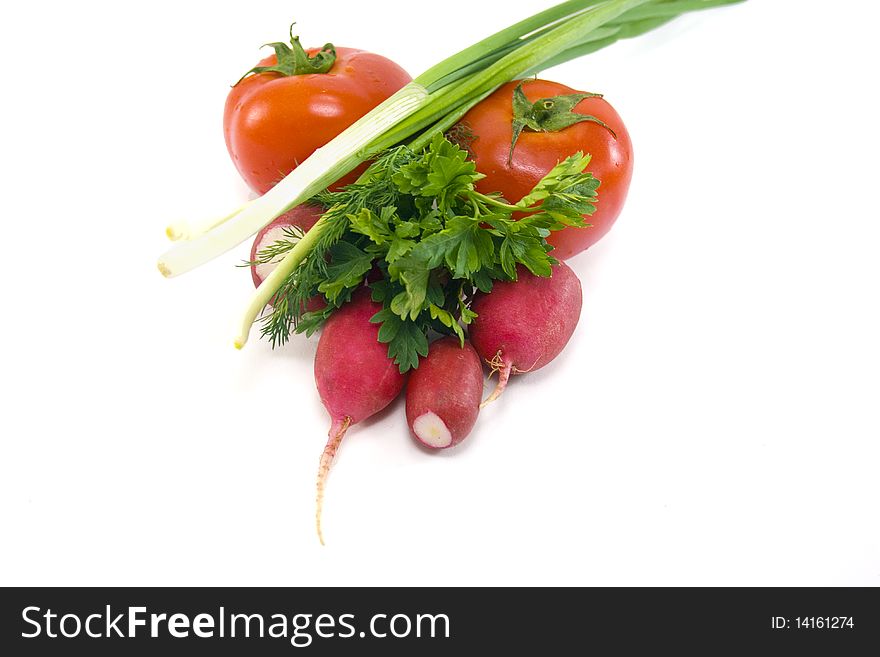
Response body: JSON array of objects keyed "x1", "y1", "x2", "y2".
[{"x1": 256, "y1": 133, "x2": 599, "y2": 372}]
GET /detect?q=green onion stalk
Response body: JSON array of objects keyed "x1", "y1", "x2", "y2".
[{"x1": 155, "y1": 0, "x2": 743, "y2": 348}]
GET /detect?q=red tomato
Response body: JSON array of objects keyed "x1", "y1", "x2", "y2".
[
  {"x1": 224, "y1": 46, "x2": 411, "y2": 194},
  {"x1": 459, "y1": 79, "x2": 633, "y2": 259}
]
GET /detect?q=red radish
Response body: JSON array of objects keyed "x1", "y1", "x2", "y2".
[
  {"x1": 406, "y1": 337, "x2": 484, "y2": 449},
  {"x1": 250, "y1": 204, "x2": 325, "y2": 311},
  {"x1": 469, "y1": 262, "x2": 582, "y2": 406},
  {"x1": 250, "y1": 204, "x2": 322, "y2": 284},
  {"x1": 313, "y1": 289, "x2": 407, "y2": 544}
]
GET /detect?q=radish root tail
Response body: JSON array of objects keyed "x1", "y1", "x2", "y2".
[
  {"x1": 316, "y1": 415, "x2": 352, "y2": 546},
  {"x1": 486, "y1": 351, "x2": 505, "y2": 379},
  {"x1": 480, "y1": 355, "x2": 512, "y2": 408}
]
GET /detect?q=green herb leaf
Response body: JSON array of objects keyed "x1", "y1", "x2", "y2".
[
  {"x1": 395, "y1": 220, "x2": 420, "y2": 238},
  {"x1": 296, "y1": 305, "x2": 333, "y2": 337},
  {"x1": 370, "y1": 308, "x2": 429, "y2": 372},
  {"x1": 428, "y1": 303, "x2": 465, "y2": 344},
  {"x1": 388, "y1": 259, "x2": 430, "y2": 321},
  {"x1": 247, "y1": 225, "x2": 304, "y2": 266},
  {"x1": 348, "y1": 207, "x2": 392, "y2": 245},
  {"x1": 385, "y1": 236, "x2": 415, "y2": 263},
  {"x1": 394, "y1": 133, "x2": 483, "y2": 211},
  {"x1": 472, "y1": 268, "x2": 495, "y2": 293},
  {"x1": 459, "y1": 299, "x2": 478, "y2": 325},
  {"x1": 410, "y1": 215, "x2": 494, "y2": 278},
  {"x1": 317, "y1": 241, "x2": 373, "y2": 302},
  {"x1": 518, "y1": 152, "x2": 592, "y2": 207}
]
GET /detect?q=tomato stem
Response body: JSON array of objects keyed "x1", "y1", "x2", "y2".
[
  {"x1": 235, "y1": 24, "x2": 336, "y2": 85},
  {"x1": 508, "y1": 81, "x2": 615, "y2": 166}
]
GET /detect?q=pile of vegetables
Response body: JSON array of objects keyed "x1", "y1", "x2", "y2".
[{"x1": 158, "y1": 0, "x2": 743, "y2": 542}]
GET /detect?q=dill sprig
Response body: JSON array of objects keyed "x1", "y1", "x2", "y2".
[
  {"x1": 258, "y1": 205, "x2": 346, "y2": 347},
  {"x1": 247, "y1": 225, "x2": 305, "y2": 266}
]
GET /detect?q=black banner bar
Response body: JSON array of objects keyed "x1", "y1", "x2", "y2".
[{"x1": 1, "y1": 587, "x2": 877, "y2": 654}]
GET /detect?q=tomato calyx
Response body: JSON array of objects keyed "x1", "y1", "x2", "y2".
[
  {"x1": 235, "y1": 23, "x2": 336, "y2": 85},
  {"x1": 508, "y1": 81, "x2": 617, "y2": 165}
]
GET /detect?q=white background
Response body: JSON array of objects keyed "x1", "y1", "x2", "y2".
[{"x1": 1, "y1": 1, "x2": 878, "y2": 586}]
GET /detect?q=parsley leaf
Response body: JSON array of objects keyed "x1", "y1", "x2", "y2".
[
  {"x1": 370, "y1": 308, "x2": 429, "y2": 372},
  {"x1": 517, "y1": 152, "x2": 600, "y2": 227},
  {"x1": 389, "y1": 261, "x2": 429, "y2": 321},
  {"x1": 412, "y1": 215, "x2": 494, "y2": 278},
  {"x1": 394, "y1": 133, "x2": 483, "y2": 211},
  {"x1": 348, "y1": 207, "x2": 393, "y2": 245},
  {"x1": 317, "y1": 242, "x2": 373, "y2": 302},
  {"x1": 428, "y1": 303, "x2": 466, "y2": 344}
]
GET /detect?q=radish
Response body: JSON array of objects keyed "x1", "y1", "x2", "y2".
[
  {"x1": 250, "y1": 204, "x2": 325, "y2": 312},
  {"x1": 313, "y1": 288, "x2": 407, "y2": 544},
  {"x1": 469, "y1": 262, "x2": 582, "y2": 406},
  {"x1": 406, "y1": 337, "x2": 483, "y2": 449},
  {"x1": 250, "y1": 204, "x2": 322, "y2": 287}
]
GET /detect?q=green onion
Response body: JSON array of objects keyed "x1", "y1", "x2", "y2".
[{"x1": 155, "y1": 0, "x2": 743, "y2": 347}]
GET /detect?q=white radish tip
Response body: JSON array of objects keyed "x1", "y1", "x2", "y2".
[
  {"x1": 157, "y1": 261, "x2": 173, "y2": 278},
  {"x1": 413, "y1": 412, "x2": 454, "y2": 449},
  {"x1": 317, "y1": 417, "x2": 352, "y2": 546}
]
